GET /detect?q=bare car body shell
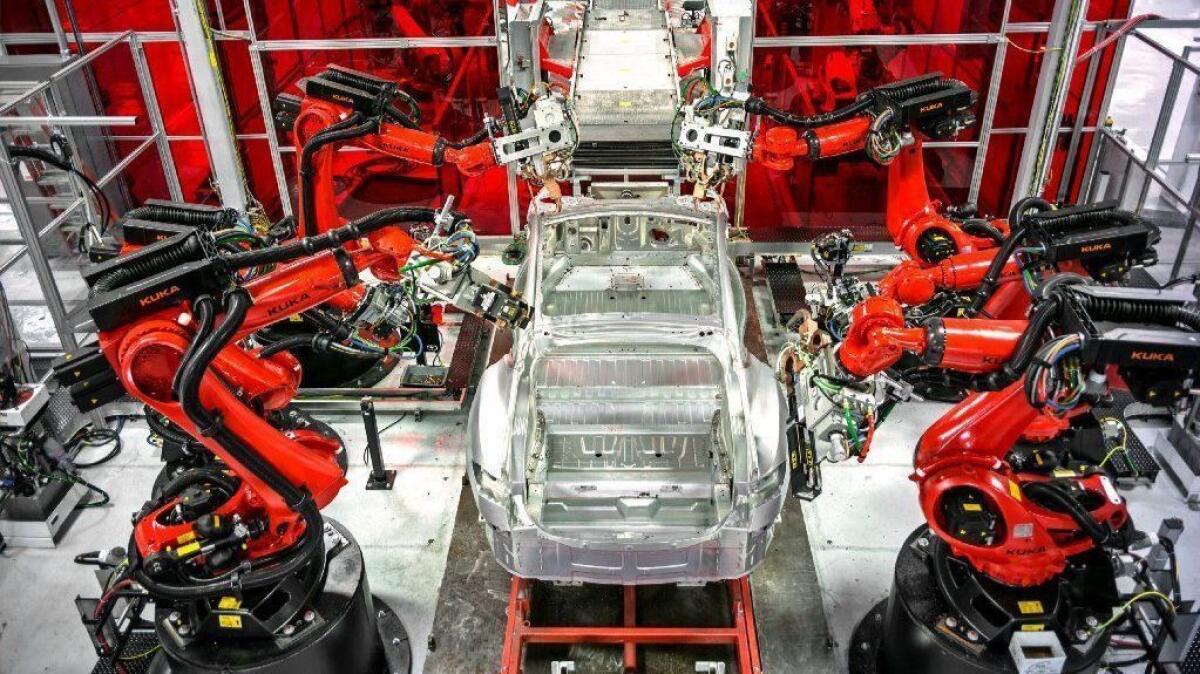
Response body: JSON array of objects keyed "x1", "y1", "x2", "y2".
[{"x1": 468, "y1": 194, "x2": 787, "y2": 584}]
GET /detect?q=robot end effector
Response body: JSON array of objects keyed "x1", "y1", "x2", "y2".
[
  {"x1": 749, "y1": 73, "x2": 977, "y2": 170},
  {"x1": 279, "y1": 65, "x2": 575, "y2": 176}
]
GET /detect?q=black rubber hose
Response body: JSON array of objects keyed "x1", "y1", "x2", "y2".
[
  {"x1": 259, "y1": 332, "x2": 385, "y2": 359},
  {"x1": 969, "y1": 292, "x2": 1069, "y2": 391},
  {"x1": 176, "y1": 291, "x2": 303, "y2": 505},
  {"x1": 156, "y1": 467, "x2": 239, "y2": 504},
  {"x1": 745, "y1": 76, "x2": 962, "y2": 128},
  {"x1": 1028, "y1": 204, "x2": 1140, "y2": 237},
  {"x1": 124, "y1": 204, "x2": 240, "y2": 229},
  {"x1": 170, "y1": 295, "x2": 215, "y2": 396},
  {"x1": 145, "y1": 408, "x2": 196, "y2": 451},
  {"x1": 745, "y1": 96, "x2": 872, "y2": 128},
  {"x1": 88, "y1": 234, "x2": 206, "y2": 296},
  {"x1": 873, "y1": 76, "x2": 966, "y2": 105},
  {"x1": 299, "y1": 113, "x2": 376, "y2": 237},
  {"x1": 443, "y1": 126, "x2": 490, "y2": 149},
  {"x1": 965, "y1": 274, "x2": 1200, "y2": 391},
  {"x1": 383, "y1": 104, "x2": 423, "y2": 130},
  {"x1": 258, "y1": 334, "x2": 321, "y2": 358},
  {"x1": 224, "y1": 206, "x2": 453, "y2": 270},
  {"x1": 961, "y1": 219, "x2": 1005, "y2": 244},
  {"x1": 303, "y1": 308, "x2": 353, "y2": 340},
  {"x1": 966, "y1": 196, "x2": 1053, "y2": 316},
  {"x1": 315, "y1": 67, "x2": 422, "y2": 126},
  {"x1": 1021, "y1": 480, "x2": 1110, "y2": 544},
  {"x1": 1071, "y1": 292, "x2": 1200, "y2": 332},
  {"x1": 7, "y1": 145, "x2": 113, "y2": 233}
]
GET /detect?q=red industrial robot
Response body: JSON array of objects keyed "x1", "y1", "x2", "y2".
[
  {"x1": 59, "y1": 202, "x2": 530, "y2": 673},
  {"x1": 747, "y1": 75, "x2": 1158, "y2": 321},
  {"x1": 831, "y1": 280, "x2": 1200, "y2": 672}
]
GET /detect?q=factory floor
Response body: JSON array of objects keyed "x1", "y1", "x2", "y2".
[
  {"x1": 3, "y1": 400, "x2": 1197, "y2": 673},
  {"x1": 1, "y1": 281, "x2": 1198, "y2": 674}
]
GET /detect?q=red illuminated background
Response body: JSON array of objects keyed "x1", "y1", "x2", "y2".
[{"x1": 2, "y1": 0, "x2": 1131, "y2": 240}]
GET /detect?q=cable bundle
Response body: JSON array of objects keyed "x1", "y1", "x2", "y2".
[{"x1": 1025, "y1": 333, "x2": 1086, "y2": 412}]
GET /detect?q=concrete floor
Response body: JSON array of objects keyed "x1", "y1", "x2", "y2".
[
  {"x1": 5, "y1": 399, "x2": 1195, "y2": 674},
  {"x1": 0, "y1": 412, "x2": 469, "y2": 674}
]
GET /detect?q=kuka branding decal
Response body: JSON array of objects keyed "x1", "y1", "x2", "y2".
[{"x1": 139, "y1": 286, "x2": 181, "y2": 307}]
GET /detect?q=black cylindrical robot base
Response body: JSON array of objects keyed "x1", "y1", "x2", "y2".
[
  {"x1": 149, "y1": 517, "x2": 410, "y2": 674},
  {"x1": 849, "y1": 526, "x2": 1110, "y2": 674}
]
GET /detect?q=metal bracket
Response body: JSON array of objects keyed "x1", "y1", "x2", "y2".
[
  {"x1": 493, "y1": 123, "x2": 574, "y2": 165},
  {"x1": 696, "y1": 662, "x2": 726, "y2": 674},
  {"x1": 678, "y1": 120, "x2": 751, "y2": 159},
  {"x1": 550, "y1": 662, "x2": 575, "y2": 674}
]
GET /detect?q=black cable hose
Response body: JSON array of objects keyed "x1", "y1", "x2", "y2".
[
  {"x1": 745, "y1": 96, "x2": 872, "y2": 128},
  {"x1": 258, "y1": 334, "x2": 321, "y2": 358},
  {"x1": 177, "y1": 291, "x2": 304, "y2": 506},
  {"x1": 171, "y1": 295, "x2": 216, "y2": 395},
  {"x1": 154, "y1": 467, "x2": 239, "y2": 506},
  {"x1": 314, "y1": 67, "x2": 422, "y2": 127},
  {"x1": 302, "y1": 308, "x2": 353, "y2": 341},
  {"x1": 258, "y1": 332, "x2": 385, "y2": 359},
  {"x1": 69, "y1": 427, "x2": 122, "y2": 468},
  {"x1": 145, "y1": 408, "x2": 194, "y2": 446},
  {"x1": 961, "y1": 220, "x2": 1005, "y2": 244},
  {"x1": 873, "y1": 76, "x2": 967, "y2": 106},
  {"x1": 124, "y1": 203, "x2": 240, "y2": 229},
  {"x1": 1021, "y1": 481, "x2": 1111, "y2": 544},
  {"x1": 966, "y1": 196, "x2": 1053, "y2": 315},
  {"x1": 443, "y1": 125, "x2": 490, "y2": 150},
  {"x1": 88, "y1": 235, "x2": 206, "y2": 296},
  {"x1": 745, "y1": 76, "x2": 963, "y2": 128},
  {"x1": 224, "y1": 206, "x2": 453, "y2": 270},
  {"x1": 1027, "y1": 204, "x2": 1156, "y2": 242},
  {"x1": 7, "y1": 145, "x2": 113, "y2": 239},
  {"x1": 1071, "y1": 292, "x2": 1200, "y2": 332},
  {"x1": 383, "y1": 104, "x2": 422, "y2": 130},
  {"x1": 968, "y1": 292, "x2": 1069, "y2": 391},
  {"x1": 966, "y1": 276, "x2": 1200, "y2": 393},
  {"x1": 299, "y1": 113, "x2": 376, "y2": 237},
  {"x1": 132, "y1": 289, "x2": 324, "y2": 599}
]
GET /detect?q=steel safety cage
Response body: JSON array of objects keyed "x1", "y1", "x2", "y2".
[
  {"x1": 234, "y1": 0, "x2": 505, "y2": 228},
  {"x1": 0, "y1": 2, "x2": 1128, "y2": 244},
  {"x1": 0, "y1": 30, "x2": 182, "y2": 359},
  {"x1": 1076, "y1": 23, "x2": 1200, "y2": 283}
]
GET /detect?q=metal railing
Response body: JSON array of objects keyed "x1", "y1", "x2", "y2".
[
  {"x1": 0, "y1": 31, "x2": 183, "y2": 356},
  {"x1": 1077, "y1": 26, "x2": 1200, "y2": 281}
]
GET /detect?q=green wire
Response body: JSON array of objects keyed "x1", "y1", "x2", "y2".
[
  {"x1": 842, "y1": 402, "x2": 860, "y2": 449},
  {"x1": 399, "y1": 257, "x2": 441, "y2": 274},
  {"x1": 10, "y1": 438, "x2": 109, "y2": 508}
]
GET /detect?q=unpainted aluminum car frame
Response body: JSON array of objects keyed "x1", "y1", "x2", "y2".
[{"x1": 468, "y1": 193, "x2": 788, "y2": 584}]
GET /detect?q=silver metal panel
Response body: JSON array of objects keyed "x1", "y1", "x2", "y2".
[
  {"x1": 572, "y1": 4, "x2": 679, "y2": 142},
  {"x1": 172, "y1": 0, "x2": 248, "y2": 211},
  {"x1": 1012, "y1": 0, "x2": 1091, "y2": 204}
]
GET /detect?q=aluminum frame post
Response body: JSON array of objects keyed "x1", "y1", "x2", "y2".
[
  {"x1": 0, "y1": 142, "x2": 79, "y2": 352},
  {"x1": 41, "y1": 0, "x2": 72, "y2": 58},
  {"x1": 129, "y1": 34, "x2": 184, "y2": 201},
  {"x1": 171, "y1": 0, "x2": 249, "y2": 211},
  {"x1": 1012, "y1": 0, "x2": 1091, "y2": 205},
  {"x1": 1171, "y1": 171, "x2": 1200, "y2": 280},
  {"x1": 1057, "y1": 24, "x2": 1106, "y2": 204}
]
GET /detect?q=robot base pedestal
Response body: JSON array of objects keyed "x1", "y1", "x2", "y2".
[
  {"x1": 849, "y1": 526, "x2": 1111, "y2": 674},
  {"x1": 148, "y1": 517, "x2": 410, "y2": 674}
]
